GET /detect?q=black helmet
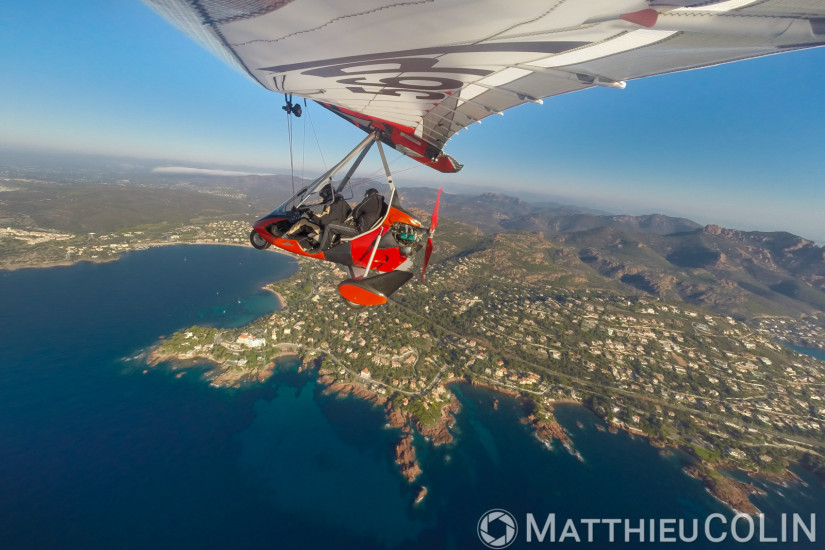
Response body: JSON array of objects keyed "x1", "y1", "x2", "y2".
[
  {"x1": 365, "y1": 188, "x2": 378, "y2": 196},
  {"x1": 320, "y1": 185, "x2": 333, "y2": 200}
]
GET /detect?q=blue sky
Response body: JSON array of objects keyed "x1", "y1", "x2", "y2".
[{"x1": 1, "y1": 1, "x2": 824, "y2": 242}]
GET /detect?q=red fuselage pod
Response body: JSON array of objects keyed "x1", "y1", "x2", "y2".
[{"x1": 251, "y1": 203, "x2": 422, "y2": 273}]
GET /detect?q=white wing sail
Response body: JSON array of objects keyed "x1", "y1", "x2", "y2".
[{"x1": 143, "y1": 0, "x2": 825, "y2": 172}]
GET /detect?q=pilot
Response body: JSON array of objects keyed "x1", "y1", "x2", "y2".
[{"x1": 285, "y1": 185, "x2": 351, "y2": 244}]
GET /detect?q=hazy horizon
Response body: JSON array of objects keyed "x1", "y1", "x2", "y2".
[{"x1": 2, "y1": 145, "x2": 823, "y2": 245}]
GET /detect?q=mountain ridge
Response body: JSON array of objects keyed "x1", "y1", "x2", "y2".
[{"x1": 398, "y1": 188, "x2": 825, "y2": 321}]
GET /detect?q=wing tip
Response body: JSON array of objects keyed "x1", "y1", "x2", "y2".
[
  {"x1": 429, "y1": 154, "x2": 463, "y2": 173},
  {"x1": 320, "y1": 102, "x2": 463, "y2": 173}
]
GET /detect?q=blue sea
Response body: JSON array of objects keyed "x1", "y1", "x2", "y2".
[
  {"x1": 785, "y1": 343, "x2": 825, "y2": 362},
  {"x1": 1, "y1": 245, "x2": 823, "y2": 549}
]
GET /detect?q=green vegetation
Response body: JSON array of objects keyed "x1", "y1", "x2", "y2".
[
  {"x1": 0, "y1": 181, "x2": 250, "y2": 234},
  {"x1": 398, "y1": 395, "x2": 443, "y2": 428}
]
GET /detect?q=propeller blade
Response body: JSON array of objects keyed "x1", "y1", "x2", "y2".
[
  {"x1": 421, "y1": 189, "x2": 442, "y2": 281},
  {"x1": 421, "y1": 238, "x2": 433, "y2": 282},
  {"x1": 428, "y1": 188, "x2": 442, "y2": 233}
]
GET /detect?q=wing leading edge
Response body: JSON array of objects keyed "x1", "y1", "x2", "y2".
[{"x1": 143, "y1": 0, "x2": 825, "y2": 172}]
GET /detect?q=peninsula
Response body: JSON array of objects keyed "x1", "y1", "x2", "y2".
[{"x1": 149, "y1": 256, "x2": 825, "y2": 513}]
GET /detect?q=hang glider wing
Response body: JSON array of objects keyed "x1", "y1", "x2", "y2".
[{"x1": 143, "y1": 0, "x2": 825, "y2": 172}]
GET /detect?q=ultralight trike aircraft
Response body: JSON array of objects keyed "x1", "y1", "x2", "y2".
[{"x1": 248, "y1": 130, "x2": 441, "y2": 308}]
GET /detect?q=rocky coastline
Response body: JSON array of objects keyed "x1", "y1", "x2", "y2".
[
  {"x1": 317, "y1": 369, "x2": 388, "y2": 406},
  {"x1": 521, "y1": 414, "x2": 571, "y2": 447},
  {"x1": 146, "y1": 342, "x2": 803, "y2": 515},
  {"x1": 472, "y1": 380, "x2": 572, "y2": 448},
  {"x1": 146, "y1": 347, "x2": 296, "y2": 387},
  {"x1": 754, "y1": 468, "x2": 802, "y2": 486},
  {"x1": 405, "y1": 377, "x2": 779, "y2": 516},
  {"x1": 471, "y1": 379, "x2": 521, "y2": 398},
  {"x1": 315, "y1": 365, "x2": 460, "y2": 486},
  {"x1": 684, "y1": 465, "x2": 766, "y2": 515}
]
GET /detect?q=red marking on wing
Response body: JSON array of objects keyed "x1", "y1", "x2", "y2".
[
  {"x1": 319, "y1": 103, "x2": 462, "y2": 173},
  {"x1": 621, "y1": 9, "x2": 658, "y2": 27}
]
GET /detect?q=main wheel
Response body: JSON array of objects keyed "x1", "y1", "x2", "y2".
[{"x1": 249, "y1": 229, "x2": 271, "y2": 250}]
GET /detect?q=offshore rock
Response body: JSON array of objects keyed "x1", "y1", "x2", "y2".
[{"x1": 395, "y1": 435, "x2": 421, "y2": 482}]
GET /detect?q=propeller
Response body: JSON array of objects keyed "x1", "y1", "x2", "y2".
[{"x1": 421, "y1": 187, "x2": 442, "y2": 282}]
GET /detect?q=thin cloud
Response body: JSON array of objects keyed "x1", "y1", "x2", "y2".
[{"x1": 152, "y1": 166, "x2": 272, "y2": 176}]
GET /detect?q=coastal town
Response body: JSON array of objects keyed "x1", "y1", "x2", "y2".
[
  {"x1": 0, "y1": 219, "x2": 252, "y2": 269},
  {"x1": 146, "y1": 240, "x2": 825, "y2": 511},
  {"x1": 4, "y1": 197, "x2": 825, "y2": 512}
]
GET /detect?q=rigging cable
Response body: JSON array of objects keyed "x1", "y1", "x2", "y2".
[
  {"x1": 305, "y1": 102, "x2": 327, "y2": 172},
  {"x1": 284, "y1": 95, "x2": 295, "y2": 197},
  {"x1": 282, "y1": 94, "x2": 303, "y2": 197},
  {"x1": 301, "y1": 98, "x2": 307, "y2": 186},
  {"x1": 355, "y1": 154, "x2": 425, "y2": 192}
]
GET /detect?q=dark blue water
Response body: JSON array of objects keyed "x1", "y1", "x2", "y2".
[
  {"x1": 785, "y1": 342, "x2": 825, "y2": 362},
  {"x1": 1, "y1": 245, "x2": 823, "y2": 549}
]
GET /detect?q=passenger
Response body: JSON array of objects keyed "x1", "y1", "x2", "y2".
[
  {"x1": 351, "y1": 188, "x2": 386, "y2": 233},
  {"x1": 285, "y1": 185, "x2": 351, "y2": 245},
  {"x1": 315, "y1": 188, "x2": 386, "y2": 251}
]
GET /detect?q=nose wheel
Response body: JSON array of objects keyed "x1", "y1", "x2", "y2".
[
  {"x1": 341, "y1": 298, "x2": 366, "y2": 310},
  {"x1": 250, "y1": 229, "x2": 271, "y2": 250}
]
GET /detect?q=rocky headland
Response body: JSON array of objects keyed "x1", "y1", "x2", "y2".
[
  {"x1": 684, "y1": 466, "x2": 766, "y2": 515},
  {"x1": 522, "y1": 414, "x2": 571, "y2": 447}
]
